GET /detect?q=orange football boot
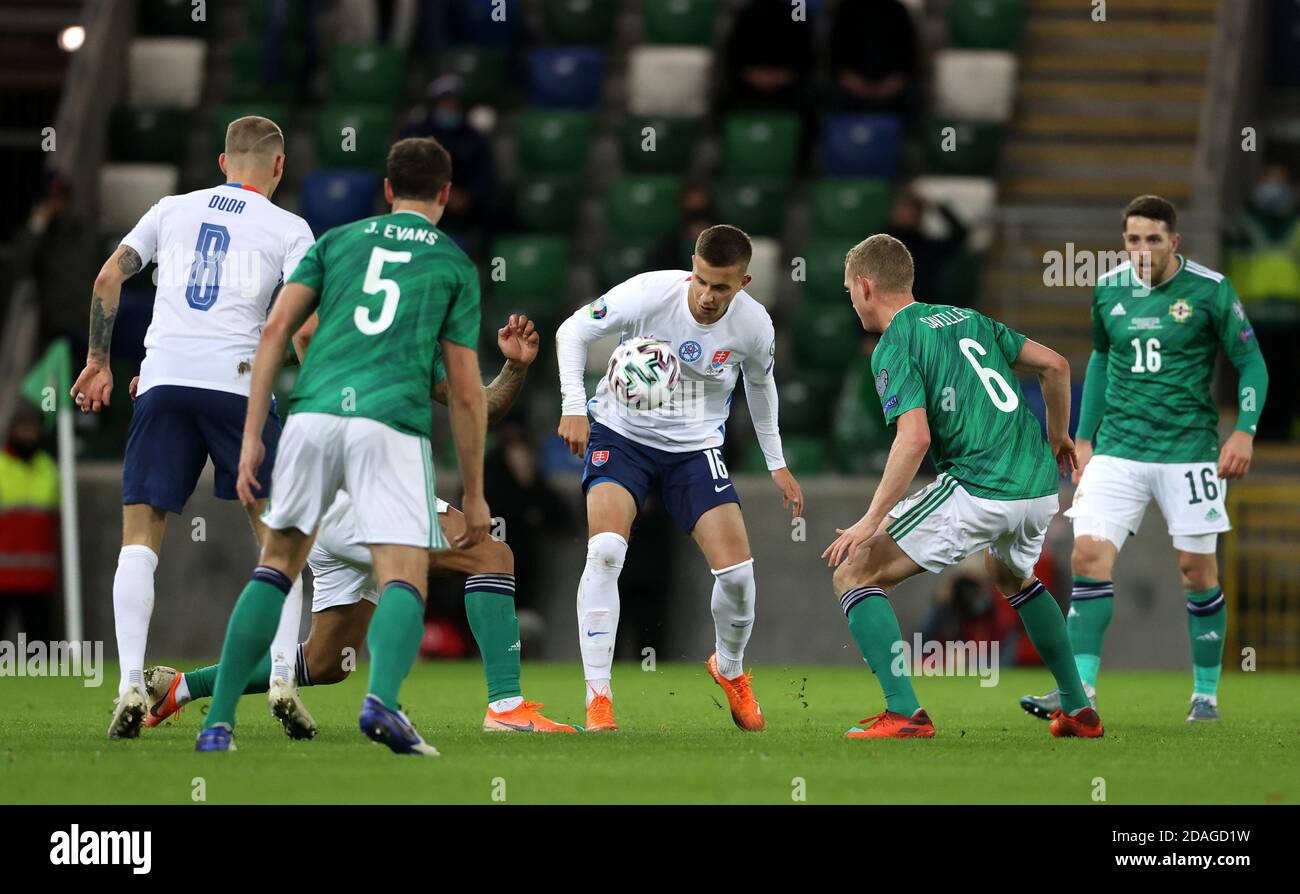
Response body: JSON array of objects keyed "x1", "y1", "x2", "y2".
[
  {"x1": 706, "y1": 653, "x2": 765, "y2": 731},
  {"x1": 143, "y1": 666, "x2": 185, "y2": 729},
  {"x1": 1049, "y1": 706, "x2": 1105, "y2": 738},
  {"x1": 845, "y1": 709, "x2": 935, "y2": 739},
  {"x1": 482, "y1": 700, "x2": 578, "y2": 733},
  {"x1": 585, "y1": 693, "x2": 618, "y2": 732}
]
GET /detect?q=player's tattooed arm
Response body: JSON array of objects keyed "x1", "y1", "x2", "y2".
[
  {"x1": 484, "y1": 360, "x2": 527, "y2": 424},
  {"x1": 71, "y1": 245, "x2": 141, "y2": 412}
]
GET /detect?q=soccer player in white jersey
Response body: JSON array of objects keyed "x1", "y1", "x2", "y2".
[
  {"x1": 555, "y1": 224, "x2": 804, "y2": 732},
  {"x1": 69, "y1": 116, "x2": 315, "y2": 739}
]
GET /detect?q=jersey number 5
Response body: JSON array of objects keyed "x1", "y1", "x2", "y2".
[
  {"x1": 959, "y1": 337, "x2": 1019, "y2": 412},
  {"x1": 356, "y1": 247, "x2": 412, "y2": 335}
]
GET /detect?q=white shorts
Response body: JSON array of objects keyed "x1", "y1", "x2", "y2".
[
  {"x1": 1064, "y1": 454, "x2": 1229, "y2": 554},
  {"x1": 261, "y1": 413, "x2": 440, "y2": 548},
  {"x1": 886, "y1": 473, "x2": 1059, "y2": 581},
  {"x1": 308, "y1": 491, "x2": 451, "y2": 611}
]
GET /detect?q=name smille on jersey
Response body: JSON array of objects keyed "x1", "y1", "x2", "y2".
[
  {"x1": 919, "y1": 308, "x2": 973, "y2": 330},
  {"x1": 363, "y1": 220, "x2": 439, "y2": 244}
]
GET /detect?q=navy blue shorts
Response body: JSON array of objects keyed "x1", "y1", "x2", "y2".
[
  {"x1": 121, "y1": 384, "x2": 282, "y2": 514},
  {"x1": 581, "y1": 422, "x2": 740, "y2": 533}
]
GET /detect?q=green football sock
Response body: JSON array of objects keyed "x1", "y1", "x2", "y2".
[
  {"x1": 366, "y1": 581, "x2": 426, "y2": 711},
  {"x1": 204, "y1": 569, "x2": 292, "y2": 729},
  {"x1": 185, "y1": 652, "x2": 272, "y2": 701},
  {"x1": 1067, "y1": 576, "x2": 1113, "y2": 689},
  {"x1": 841, "y1": 586, "x2": 921, "y2": 717},
  {"x1": 1186, "y1": 587, "x2": 1226, "y2": 697},
  {"x1": 1013, "y1": 581, "x2": 1090, "y2": 714},
  {"x1": 465, "y1": 574, "x2": 523, "y2": 704}
]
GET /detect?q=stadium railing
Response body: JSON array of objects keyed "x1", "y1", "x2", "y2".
[{"x1": 1223, "y1": 482, "x2": 1300, "y2": 669}]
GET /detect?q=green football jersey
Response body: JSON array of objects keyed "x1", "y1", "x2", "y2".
[
  {"x1": 1088, "y1": 255, "x2": 1261, "y2": 463},
  {"x1": 871, "y1": 302, "x2": 1059, "y2": 501},
  {"x1": 287, "y1": 211, "x2": 480, "y2": 437}
]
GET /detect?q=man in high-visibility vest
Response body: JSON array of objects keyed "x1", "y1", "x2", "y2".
[{"x1": 0, "y1": 405, "x2": 59, "y2": 642}]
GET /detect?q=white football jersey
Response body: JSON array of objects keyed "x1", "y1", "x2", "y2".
[
  {"x1": 120, "y1": 183, "x2": 315, "y2": 398},
  {"x1": 558, "y1": 269, "x2": 778, "y2": 455}
]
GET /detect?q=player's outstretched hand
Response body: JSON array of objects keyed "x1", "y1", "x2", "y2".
[
  {"x1": 70, "y1": 361, "x2": 113, "y2": 414},
  {"x1": 558, "y1": 414, "x2": 590, "y2": 458},
  {"x1": 1071, "y1": 438, "x2": 1093, "y2": 485},
  {"x1": 771, "y1": 467, "x2": 804, "y2": 518},
  {"x1": 235, "y1": 433, "x2": 266, "y2": 507},
  {"x1": 498, "y1": 314, "x2": 540, "y2": 366},
  {"x1": 822, "y1": 519, "x2": 871, "y2": 568},
  {"x1": 456, "y1": 494, "x2": 491, "y2": 548},
  {"x1": 128, "y1": 376, "x2": 140, "y2": 401},
  {"x1": 1218, "y1": 430, "x2": 1253, "y2": 480},
  {"x1": 1051, "y1": 433, "x2": 1077, "y2": 480}
]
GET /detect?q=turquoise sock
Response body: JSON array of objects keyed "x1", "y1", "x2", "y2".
[
  {"x1": 1186, "y1": 586, "x2": 1226, "y2": 697},
  {"x1": 366, "y1": 581, "x2": 426, "y2": 710},
  {"x1": 841, "y1": 586, "x2": 921, "y2": 717}
]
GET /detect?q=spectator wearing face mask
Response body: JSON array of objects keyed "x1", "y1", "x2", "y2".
[
  {"x1": 402, "y1": 74, "x2": 496, "y2": 246},
  {"x1": 886, "y1": 187, "x2": 969, "y2": 305},
  {"x1": 1224, "y1": 163, "x2": 1300, "y2": 439},
  {"x1": 0, "y1": 405, "x2": 59, "y2": 643}
]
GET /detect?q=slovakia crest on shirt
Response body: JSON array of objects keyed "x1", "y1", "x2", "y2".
[
  {"x1": 710, "y1": 350, "x2": 731, "y2": 371},
  {"x1": 679, "y1": 340, "x2": 702, "y2": 363},
  {"x1": 591, "y1": 450, "x2": 610, "y2": 467}
]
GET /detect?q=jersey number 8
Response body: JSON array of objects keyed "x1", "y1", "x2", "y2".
[
  {"x1": 356, "y1": 247, "x2": 412, "y2": 335},
  {"x1": 959, "y1": 337, "x2": 1019, "y2": 413}
]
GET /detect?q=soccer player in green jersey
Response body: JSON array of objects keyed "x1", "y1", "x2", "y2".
[
  {"x1": 1021, "y1": 196, "x2": 1269, "y2": 724},
  {"x1": 823, "y1": 234, "x2": 1103, "y2": 739},
  {"x1": 195, "y1": 137, "x2": 490, "y2": 754}
]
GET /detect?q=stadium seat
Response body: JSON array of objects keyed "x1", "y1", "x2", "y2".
[
  {"x1": 489, "y1": 235, "x2": 570, "y2": 313},
  {"x1": 528, "y1": 47, "x2": 607, "y2": 109},
  {"x1": 802, "y1": 238, "x2": 857, "y2": 304},
  {"x1": 948, "y1": 0, "x2": 1025, "y2": 50},
  {"x1": 329, "y1": 44, "x2": 406, "y2": 105},
  {"x1": 766, "y1": 372, "x2": 840, "y2": 437},
  {"x1": 109, "y1": 108, "x2": 186, "y2": 164},
  {"x1": 514, "y1": 175, "x2": 583, "y2": 232},
  {"x1": 605, "y1": 176, "x2": 682, "y2": 240},
  {"x1": 229, "y1": 37, "x2": 305, "y2": 101},
  {"x1": 792, "y1": 303, "x2": 865, "y2": 375},
  {"x1": 714, "y1": 179, "x2": 787, "y2": 238},
  {"x1": 435, "y1": 46, "x2": 507, "y2": 106},
  {"x1": 543, "y1": 0, "x2": 619, "y2": 44},
  {"x1": 721, "y1": 113, "x2": 801, "y2": 179},
  {"x1": 744, "y1": 237, "x2": 781, "y2": 308},
  {"x1": 910, "y1": 175, "x2": 999, "y2": 250},
  {"x1": 211, "y1": 101, "x2": 292, "y2": 157},
  {"x1": 137, "y1": 0, "x2": 206, "y2": 37},
  {"x1": 833, "y1": 363, "x2": 892, "y2": 474},
  {"x1": 99, "y1": 164, "x2": 178, "y2": 234},
  {"x1": 598, "y1": 239, "x2": 659, "y2": 293},
  {"x1": 300, "y1": 170, "x2": 381, "y2": 235},
  {"x1": 931, "y1": 250, "x2": 985, "y2": 307},
  {"x1": 933, "y1": 50, "x2": 1018, "y2": 123},
  {"x1": 456, "y1": 0, "x2": 521, "y2": 45},
  {"x1": 643, "y1": 0, "x2": 721, "y2": 45},
  {"x1": 127, "y1": 39, "x2": 207, "y2": 109},
  {"x1": 810, "y1": 180, "x2": 890, "y2": 239},
  {"x1": 822, "y1": 115, "x2": 903, "y2": 179},
  {"x1": 247, "y1": 0, "x2": 305, "y2": 33},
  {"x1": 621, "y1": 116, "x2": 698, "y2": 173},
  {"x1": 314, "y1": 104, "x2": 394, "y2": 170},
  {"x1": 780, "y1": 436, "x2": 829, "y2": 474},
  {"x1": 514, "y1": 110, "x2": 593, "y2": 175},
  {"x1": 923, "y1": 119, "x2": 1005, "y2": 177},
  {"x1": 627, "y1": 47, "x2": 712, "y2": 117}
]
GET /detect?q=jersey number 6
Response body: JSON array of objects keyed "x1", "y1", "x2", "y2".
[
  {"x1": 355, "y1": 246, "x2": 412, "y2": 335},
  {"x1": 959, "y1": 337, "x2": 1019, "y2": 412}
]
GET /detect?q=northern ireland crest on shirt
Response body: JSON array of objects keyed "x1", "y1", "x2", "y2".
[{"x1": 1169, "y1": 298, "x2": 1193, "y2": 323}]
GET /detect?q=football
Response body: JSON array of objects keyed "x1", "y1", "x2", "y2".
[{"x1": 606, "y1": 337, "x2": 680, "y2": 411}]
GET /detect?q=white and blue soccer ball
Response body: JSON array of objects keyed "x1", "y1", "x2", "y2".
[{"x1": 607, "y1": 337, "x2": 680, "y2": 411}]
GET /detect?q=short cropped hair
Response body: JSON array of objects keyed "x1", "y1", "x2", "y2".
[
  {"x1": 1123, "y1": 195, "x2": 1177, "y2": 233},
  {"x1": 845, "y1": 233, "x2": 914, "y2": 293},
  {"x1": 224, "y1": 116, "x2": 284, "y2": 158},
  {"x1": 386, "y1": 137, "x2": 453, "y2": 201},
  {"x1": 695, "y1": 224, "x2": 752, "y2": 269}
]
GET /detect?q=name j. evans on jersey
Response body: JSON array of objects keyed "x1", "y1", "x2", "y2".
[{"x1": 362, "y1": 219, "x2": 440, "y2": 244}]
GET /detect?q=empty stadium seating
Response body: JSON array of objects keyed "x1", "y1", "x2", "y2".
[
  {"x1": 822, "y1": 114, "x2": 903, "y2": 178},
  {"x1": 300, "y1": 170, "x2": 381, "y2": 234}
]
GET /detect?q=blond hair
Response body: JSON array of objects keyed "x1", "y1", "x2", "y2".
[
  {"x1": 845, "y1": 233, "x2": 914, "y2": 293},
  {"x1": 224, "y1": 115, "x2": 285, "y2": 159}
]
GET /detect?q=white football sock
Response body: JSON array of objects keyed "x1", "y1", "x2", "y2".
[
  {"x1": 269, "y1": 575, "x2": 304, "y2": 685},
  {"x1": 577, "y1": 532, "x2": 625, "y2": 704},
  {"x1": 174, "y1": 674, "x2": 191, "y2": 705},
  {"x1": 113, "y1": 544, "x2": 159, "y2": 695},
  {"x1": 711, "y1": 559, "x2": 756, "y2": 680},
  {"x1": 489, "y1": 696, "x2": 524, "y2": 713}
]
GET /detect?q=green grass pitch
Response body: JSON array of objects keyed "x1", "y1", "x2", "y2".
[{"x1": 1, "y1": 661, "x2": 1295, "y2": 804}]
